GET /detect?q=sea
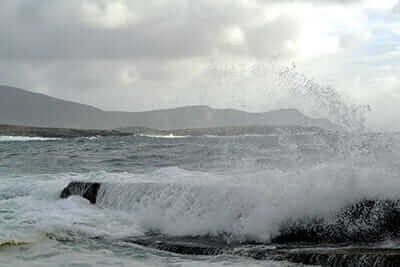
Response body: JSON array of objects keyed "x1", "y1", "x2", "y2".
[{"x1": 1, "y1": 129, "x2": 400, "y2": 266}]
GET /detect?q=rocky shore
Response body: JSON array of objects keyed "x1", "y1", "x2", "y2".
[{"x1": 59, "y1": 181, "x2": 400, "y2": 267}]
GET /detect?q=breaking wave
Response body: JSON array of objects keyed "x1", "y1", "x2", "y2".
[{"x1": 93, "y1": 158, "x2": 400, "y2": 242}]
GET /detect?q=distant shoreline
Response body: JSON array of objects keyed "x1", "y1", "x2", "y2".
[
  {"x1": 0, "y1": 124, "x2": 130, "y2": 138},
  {"x1": 0, "y1": 124, "x2": 324, "y2": 138}
]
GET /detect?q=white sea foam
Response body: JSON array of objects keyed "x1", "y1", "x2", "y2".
[
  {"x1": 203, "y1": 134, "x2": 275, "y2": 138},
  {"x1": 138, "y1": 133, "x2": 189, "y2": 138},
  {"x1": 92, "y1": 161, "x2": 400, "y2": 241},
  {"x1": 0, "y1": 136, "x2": 60, "y2": 142}
]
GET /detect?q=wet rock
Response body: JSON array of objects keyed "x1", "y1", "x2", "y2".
[
  {"x1": 60, "y1": 182, "x2": 101, "y2": 204},
  {"x1": 273, "y1": 199, "x2": 400, "y2": 244},
  {"x1": 126, "y1": 236, "x2": 226, "y2": 256},
  {"x1": 273, "y1": 247, "x2": 400, "y2": 267},
  {"x1": 123, "y1": 236, "x2": 400, "y2": 267}
]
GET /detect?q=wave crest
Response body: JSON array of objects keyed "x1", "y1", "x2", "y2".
[{"x1": 93, "y1": 163, "x2": 400, "y2": 242}]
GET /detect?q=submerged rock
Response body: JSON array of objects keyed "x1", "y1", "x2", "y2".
[
  {"x1": 125, "y1": 236, "x2": 227, "y2": 256},
  {"x1": 0, "y1": 239, "x2": 31, "y2": 248},
  {"x1": 60, "y1": 182, "x2": 101, "y2": 204}
]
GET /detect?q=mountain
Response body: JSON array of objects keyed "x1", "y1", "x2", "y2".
[
  {"x1": 0, "y1": 85, "x2": 107, "y2": 129},
  {"x1": 0, "y1": 85, "x2": 341, "y2": 131}
]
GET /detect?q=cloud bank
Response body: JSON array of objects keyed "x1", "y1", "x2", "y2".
[{"x1": 0, "y1": 0, "x2": 399, "y2": 130}]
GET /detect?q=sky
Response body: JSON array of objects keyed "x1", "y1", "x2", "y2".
[{"x1": 1, "y1": 0, "x2": 400, "y2": 131}]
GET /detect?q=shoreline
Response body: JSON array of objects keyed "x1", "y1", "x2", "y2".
[
  {"x1": 0, "y1": 124, "x2": 131, "y2": 138},
  {"x1": 0, "y1": 124, "x2": 325, "y2": 138}
]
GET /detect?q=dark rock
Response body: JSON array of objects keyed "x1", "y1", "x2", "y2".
[
  {"x1": 273, "y1": 247, "x2": 400, "y2": 267},
  {"x1": 123, "y1": 236, "x2": 400, "y2": 267},
  {"x1": 273, "y1": 199, "x2": 400, "y2": 244},
  {"x1": 126, "y1": 236, "x2": 226, "y2": 256},
  {"x1": 60, "y1": 182, "x2": 101, "y2": 204}
]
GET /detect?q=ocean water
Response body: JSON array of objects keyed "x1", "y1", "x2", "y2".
[{"x1": 1, "y1": 131, "x2": 400, "y2": 266}]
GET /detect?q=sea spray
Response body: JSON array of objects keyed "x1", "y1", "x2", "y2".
[
  {"x1": 278, "y1": 63, "x2": 371, "y2": 133},
  {"x1": 93, "y1": 160, "x2": 400, "y2": 242}
]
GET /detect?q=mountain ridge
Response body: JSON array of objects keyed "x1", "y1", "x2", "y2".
[{"x1": 0, "y1": 85, "x2": 341, "y2": 131}]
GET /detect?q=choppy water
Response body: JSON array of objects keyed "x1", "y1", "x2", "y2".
[{"x1": 1, "y1": 131, "x2": 400, "y2": 266}]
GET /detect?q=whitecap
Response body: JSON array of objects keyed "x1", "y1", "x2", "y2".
[{"x1": 0, "y1": 136, "x2": 60, "y2": 142}]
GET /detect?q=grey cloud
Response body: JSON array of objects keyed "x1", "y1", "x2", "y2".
[
  {"x1": 245, "y1": 16, "x2": 299, "y2": 59},
  {"x1": 0, "y1": 0, "x2": 299, "y2": 61},
  {"x1": 260, "y1": 0, "x2": 360, "y2": 2},
  {"x1": 0, "y1": 0, "x2": 305, "y2": 107},
  {"x1": 0, "y1": 0, "x2": 363, "y2": 115}
]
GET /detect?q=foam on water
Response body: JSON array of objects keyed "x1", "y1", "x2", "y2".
[
  {"x1": 0, "y1": 136, "x2": 60, "y2": 142},
  {"x1": 139, "y1": 134, "x2": 189, "y2": 139},
  {"x1": 0, "y1": 170, "x2": 306, "y2": 266},
  {"x1": 92, "y1": 158, "x2": 400, "y2": 242},
  {"x1": 0, "y1": 173, "x2": 142, "y2": 240},
  {"x1": 0, "y1": 161, "x2": 388, "y2": 240}
]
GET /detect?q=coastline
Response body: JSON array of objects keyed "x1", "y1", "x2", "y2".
[{"x1": 0, "y1": 124, "x2": 325, "y2": 138}]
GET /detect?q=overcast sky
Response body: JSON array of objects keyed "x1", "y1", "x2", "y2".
[{"x1": 1, "y1": 0, "x2": 400, "y2": 130}]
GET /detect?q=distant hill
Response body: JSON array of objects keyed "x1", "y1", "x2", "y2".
[{"x1": 0, "y1": 85, "x2": 341, "y2": 131}]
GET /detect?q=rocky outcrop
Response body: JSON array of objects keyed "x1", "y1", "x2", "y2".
[
  {"x1": 237, "y1": 246, "x2": 400, "y2": 266},
  {"x1": 60, "y1": 182, "x2": 101, "y2": 204},
  {"x1": 125, "y1": 236, "x2": 227, "y2": 256},
  {"x1": 122, "y1": 235, "x2": 400, "y2": 267},
  {"x1": 273, "y1": 199, "x2": 400, "y2": 244}
]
